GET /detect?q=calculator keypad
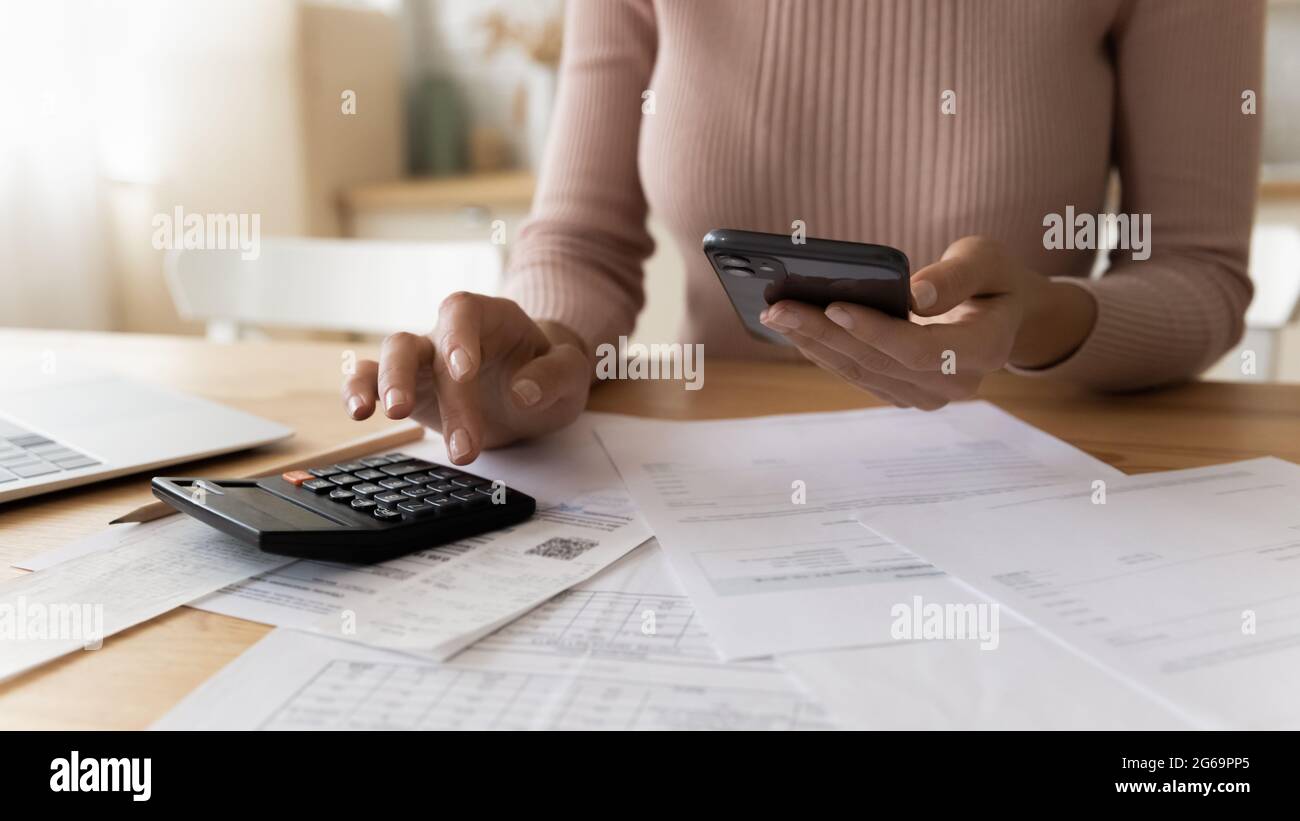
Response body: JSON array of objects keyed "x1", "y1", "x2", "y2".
[{"x1": 294, "y1": 453, "x2": 507, "y2": 523}]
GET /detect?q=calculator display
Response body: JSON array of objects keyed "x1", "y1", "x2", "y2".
[{"x1": 213, "y1": 485, "x2": 348, "y2": 528}]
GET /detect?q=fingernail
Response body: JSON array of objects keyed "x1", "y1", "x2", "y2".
[
  {"x1": 448, "y1": 348, "x2": 471, "y2": 381},
  {"x1": 912, "y1": 280, "x2": 938, "y2": 310},
  {"x1": 765, "y1": 309, "x2": 798, "y2": 329},
  {"x1": 825, "y1": 306, "x2": 852, "y2": 330},
  {"x1": 759, "y1": 308, "x2": 770, "y2": 323},
  {"x1": 449, "y1": 428, "x2": 471, "y2": 461},
  {"x1": 384, "y1": 388, "x2": 407, "y2": 411},
  {"x1": 347, "y1": 395, "x2": 364, "y2": 418},
  {"x1": 512, "y1": 379, "x2": 541, "y2": 407}
]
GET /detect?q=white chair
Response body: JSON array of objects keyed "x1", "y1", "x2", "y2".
[
  {"x1": 1240, "y1": 223, "x2": 1300, "y2": 380},
  {"x1": 1205, "y1": 219, "x2": 1300, "y2": 382},
  {"x1": 165, "y1": 237, "x2": 503, "y2": 341}
]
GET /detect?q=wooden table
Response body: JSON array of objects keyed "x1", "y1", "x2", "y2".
[{"x1": 1, "y1": 329, "x2": 1297, "y2": 729}]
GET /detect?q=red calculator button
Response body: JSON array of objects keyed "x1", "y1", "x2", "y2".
[{"x1": 282, "y1": 470, "x2": 314, "y2": 486}]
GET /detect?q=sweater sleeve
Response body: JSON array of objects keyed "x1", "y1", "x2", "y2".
[
  {"x1": 1013, "y1": 0, "x2": 1262, "y2": 391},
  {"x1": 500, "y1": 0, "x2": 657, "y2": 354}
]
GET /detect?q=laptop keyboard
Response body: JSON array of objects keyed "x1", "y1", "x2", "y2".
[{"x1": 0, "y1": 423, "x2": 100, "y2": 483}]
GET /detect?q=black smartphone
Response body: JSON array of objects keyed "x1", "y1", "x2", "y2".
[{"x1": 703, "y1": 228, "x2": 910, "y2": 345}]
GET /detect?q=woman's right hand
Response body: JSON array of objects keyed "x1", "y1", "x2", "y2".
[{"x1": 341, "y1": 292, "x2": 592, "y2": 465}]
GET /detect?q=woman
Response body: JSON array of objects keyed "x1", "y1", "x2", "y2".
[{"x1": 342, "y1": 0, "x2": 1262, "y2": 465}]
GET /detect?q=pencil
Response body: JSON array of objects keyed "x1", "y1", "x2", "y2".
[{"x1": 110, "y1": 422, "x2": 425, "y2": 524}]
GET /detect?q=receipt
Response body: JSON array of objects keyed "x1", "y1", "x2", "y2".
[
  {"x1": 301, "y1": 489, "x2": 653, "y2": 660},
  {"x1": 0, "y1": 517, "x2": 292, "y2": 682},
  {"x1": 155, "y1": 542, "x2": 834, "y2": 731}
]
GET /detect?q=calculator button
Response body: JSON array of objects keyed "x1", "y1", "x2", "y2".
[
  {"x1": 328, "y1": 489, "x2": 356, "y2": 502},
  {"x1": 351, "y1": 483, "x2": 385, "y2": 496},
  {"x1": 454, "y1": 491, "x2": 490, "y2": 508},
  {"x1": 282, "y1": 470, "x2": 314, "y2": 486},
  {"x1": 401, "y1": 487, "x2": 434, "y2": 499},
  {"x1": 378, "y1": 478, "x2": 412, "y2": 490},
  {"x1": 428, "y1": 482, "x2": 456, "y2": 493},
  {"x1": 354, "y1": 468, "x2": 387, "y2": 481},
  {"x1": 427, "y1": 497, "x2": 465, "y2": 513},
  {"x1": 329, "y1": 474, "x2": 361, "y2": 486},
  {"x1": 404, "y1": 473, "x2": 434, "y2": 484},
  {"x1": 474, "y1": 485, "x2": 498, "y2": 496},
  {"x1": 335, "y1": 462, "x2": 368, "y2": 473},
  {"x1": 374, "y1": 492, "x2": 406, "y2": 504},
  {"x1": 396, "y1": 500, "x2": 436, "y2": 518},
  {"x1": 302, "y1": 479, "x2": 335, "y2": 493},
  {"x1": 431, "y1": 468, "x2": 461, "y2": 480},
  {"x1": 379, "y1": 464, "x2": 422, "y2": 477},
  {"x1": 383, "y1": 452, "x2": 413, "y2": 461},
  {"x1": 451, "y1": 477, "x2": 484, "y2": 488},
  {"x1": 372, "y1": 507, "x2": 401, "y2": 520},
  {"x1": 360, "y1": 457, "x2": 393, "y2": 467},
  {"x1": 308, "y1": 467, "x2": 340, "y2": 478},
  {"x1": 351, "y1": 498, "x2": 378, "y2": 511}
]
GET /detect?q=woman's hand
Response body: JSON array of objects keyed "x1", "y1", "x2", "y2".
[
  {"x1": 759, "y1": 236, "x2": 1097, "y2": 410},
  {"x1": 341, "y1": 293, "x2": 592, "y2": 464}
]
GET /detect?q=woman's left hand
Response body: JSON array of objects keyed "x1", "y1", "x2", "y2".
[{"x1": 759, "y1": 236, "x2": 1093, "y2": 410}]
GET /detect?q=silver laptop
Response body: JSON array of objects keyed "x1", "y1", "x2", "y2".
[{"x1": 0, "y1": 363, "x2": 293, "y2": 503}]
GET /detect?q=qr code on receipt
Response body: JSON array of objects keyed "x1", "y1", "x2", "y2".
[{"x1": 525, "y1": 536, "x2": 600, "y2": 561}]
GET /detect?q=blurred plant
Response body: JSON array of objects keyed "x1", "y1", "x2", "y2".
[{"x1": 479, "y1": 9, "x2": 562, "y2": 68}]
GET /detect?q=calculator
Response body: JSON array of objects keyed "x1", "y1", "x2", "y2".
[{"x1": 152, "y1": 452, "x2": 536, "y2": 563}]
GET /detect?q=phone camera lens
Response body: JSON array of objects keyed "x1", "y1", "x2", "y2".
[
  {"x1": 724, "y1": 266, "x2": 754, "y2": 277},
  {"x1": 718, "y1": 255, "x2": 749, "y2": 267}
]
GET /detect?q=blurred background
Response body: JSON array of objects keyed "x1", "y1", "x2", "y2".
[{"x1": 2, "y1": 0, "x2": 1299, "y2": 381}]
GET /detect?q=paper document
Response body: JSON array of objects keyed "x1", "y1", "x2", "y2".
[
  {"x1": 596, "y1": 401, "x2": 1120, "y2": 658},
  {"x1": 300, "y1": 487, "x2": 652, "y2": 660},
  {"x1": 0, "y1": 517, "x2": 292, "y2": 682},
  {"x1": 861, "y1": 457, "x2": 1300, "y2": 729},
  {"x1": 780, "y1": 626, "x2": 1186, "y2": 730},
  {"x1": 155, "y1": 542, "x2": 835, "y2": 730}
]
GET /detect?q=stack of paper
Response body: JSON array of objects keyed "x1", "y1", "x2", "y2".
[
  {"x1": 592, "y1": 402, "x2": 1121, "y2": 659},
  {"x1": 11, "y1": 399, "x2": 1297, "y2": 731},
  {"x1": 155, "y1": 542, "x2": 834, "y2": 730},
  {"x1": 6, "y1": 416, "x2": 652, "y2": 680},
  {"x1": 857, "y1": 457, "x2": 1300, "y2": 729}
]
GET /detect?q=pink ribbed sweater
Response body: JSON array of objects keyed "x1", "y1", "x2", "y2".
[{"x1": 503, "y1": 0, "x2": 1263, "y2": 390}]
